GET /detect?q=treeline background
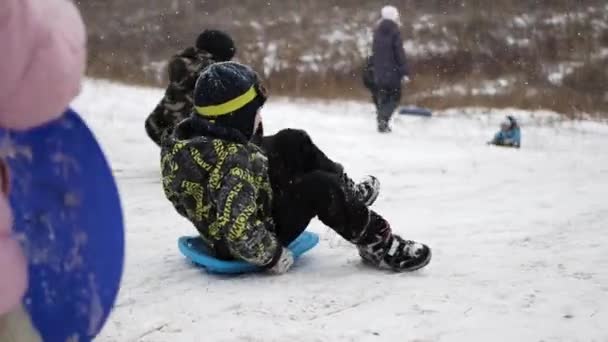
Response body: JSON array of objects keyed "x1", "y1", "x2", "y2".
[{"x1": 74, "y1": 0, "x2": 608, "y2": 116}]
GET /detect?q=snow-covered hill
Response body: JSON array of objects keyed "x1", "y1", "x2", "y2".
[{"x1": 72, "y1": 80, "x2": 608, "y2": 342}]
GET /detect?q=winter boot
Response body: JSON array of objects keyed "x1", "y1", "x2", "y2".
[
  {"x1": 357, "y1": 212, "x2": 431, "y2": 272},
  {"x1": 377, "y1": 120, "x2": 392, "y2": 133},
  {"x1": 341, "y1": 174, "x2": 381, "y2": 206}
]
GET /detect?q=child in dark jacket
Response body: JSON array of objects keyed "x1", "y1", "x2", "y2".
[
  {"x1": 160, "y1": 62, "x2": 432, "y2": 274},
  {"x1": 488, "y1": 116, "x2": 521, "y2": 148},
  {"x1": 145, "y1": 29, "x2": 236, "y2": 146}
]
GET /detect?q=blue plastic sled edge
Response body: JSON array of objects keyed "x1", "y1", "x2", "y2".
[
  {"x1": 0, "y1": 108, "x2": 124, "y2": 341},
  {"x1": 178, "y1": 231, "x2": 319, "y2": 274},
  {"x1": 398, "y1": 106, "x2": 432, "y2": 117}
]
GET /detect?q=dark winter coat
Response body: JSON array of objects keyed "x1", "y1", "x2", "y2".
[
  {"x1": 145, "y1": 47, "x2": 218, "y2": 146},
  {"x1": 160, "y1": 114, "x2": 281, "y2": 267},
  {"x1": 372, "y1": 19, "x2": 409, "y2": 89}
]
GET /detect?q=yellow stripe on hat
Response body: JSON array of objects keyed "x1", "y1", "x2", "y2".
[{"x1": 195, "y1": 86, "x2": 257, "y2": 117}]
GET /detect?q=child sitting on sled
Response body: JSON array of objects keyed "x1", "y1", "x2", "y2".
[
  {"x1": 488, "y1": 115, "x2": 521, "y2": 148},
  {"x1": 160, "y1": 62, "x2": 432, "y2": 274},
  {"x1": 145, "y1": 29, "x2": 237, "y2": 147}
]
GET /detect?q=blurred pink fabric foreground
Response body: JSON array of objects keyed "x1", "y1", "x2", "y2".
[{"x1": 0, "y1": 0, "x2": 87, "y2": 315}]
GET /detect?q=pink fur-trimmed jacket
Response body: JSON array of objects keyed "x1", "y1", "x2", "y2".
[{"x1": 0, "y1": 0, "x2": 86, "y2": 315}]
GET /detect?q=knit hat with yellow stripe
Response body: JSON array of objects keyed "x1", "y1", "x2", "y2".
[{"x1": 194, "y1": 62, "x2": 267, "y2": 140}]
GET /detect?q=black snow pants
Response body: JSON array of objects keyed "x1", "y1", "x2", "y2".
[
  {"x1": 373, "y1": 86, "x2": 402, "y2": 128},
  {"x1": 261, "y1": 129, "x2": 371, "y2": 246}
]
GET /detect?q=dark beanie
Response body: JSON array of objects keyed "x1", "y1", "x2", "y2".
[
  {"x1": 195, "y1": 30, "x2": 236, "y2": 61},
  {"x1": 194, "y1": 62, "x2": 267, "y2": 140}
]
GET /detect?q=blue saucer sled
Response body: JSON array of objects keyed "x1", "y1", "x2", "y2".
[
  {"x1": 178, "y1": 231, "x2": 319, "y2": 274},
  {"x1": 0, "y1": 109, "x2": 124, "y2": 342}
]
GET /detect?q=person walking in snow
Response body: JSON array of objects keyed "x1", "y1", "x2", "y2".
[
  {"x1": 160, "y1": 61, "x2": 432, "y2": 274},
  {"x1": 370, "y1": 5, "x2": 410, "y2": 133},
  {"x1": 488, "y1": 116, "x2": 521, "y2": 148},
  {"x1": 145, "y1": 29, "x2": 237, "y2": 146}
]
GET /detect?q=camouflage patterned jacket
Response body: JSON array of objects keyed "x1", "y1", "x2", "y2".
[
  {"x1": 161, "y1": 115, "x2": 281, "y2": 267},
  {"x1": 145, "y1": 47, "x2": 217, "y2": 146}
]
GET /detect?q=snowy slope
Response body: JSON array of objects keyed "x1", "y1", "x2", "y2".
[{"x1": 72, "y1": 80, "x2": 608, "y2": 342}]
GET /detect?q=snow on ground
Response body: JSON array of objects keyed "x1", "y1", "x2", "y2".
[{"x1": 72, "y1": 80, "x2": 608, "y2": 342}]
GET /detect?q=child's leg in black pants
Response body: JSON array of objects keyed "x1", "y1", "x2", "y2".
[
  {"x1": 272, "y1": 171, "x2": 370, "y2": 245},
  {"x1": 261, "y1": 129, "x2": 367, "y2": 245},
  {"x1": 261, "y1": 128, "x2": 342, "y2": 188},
  {"x1": 261, "y1": 128, "x2": 432, "y2": 272}
]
